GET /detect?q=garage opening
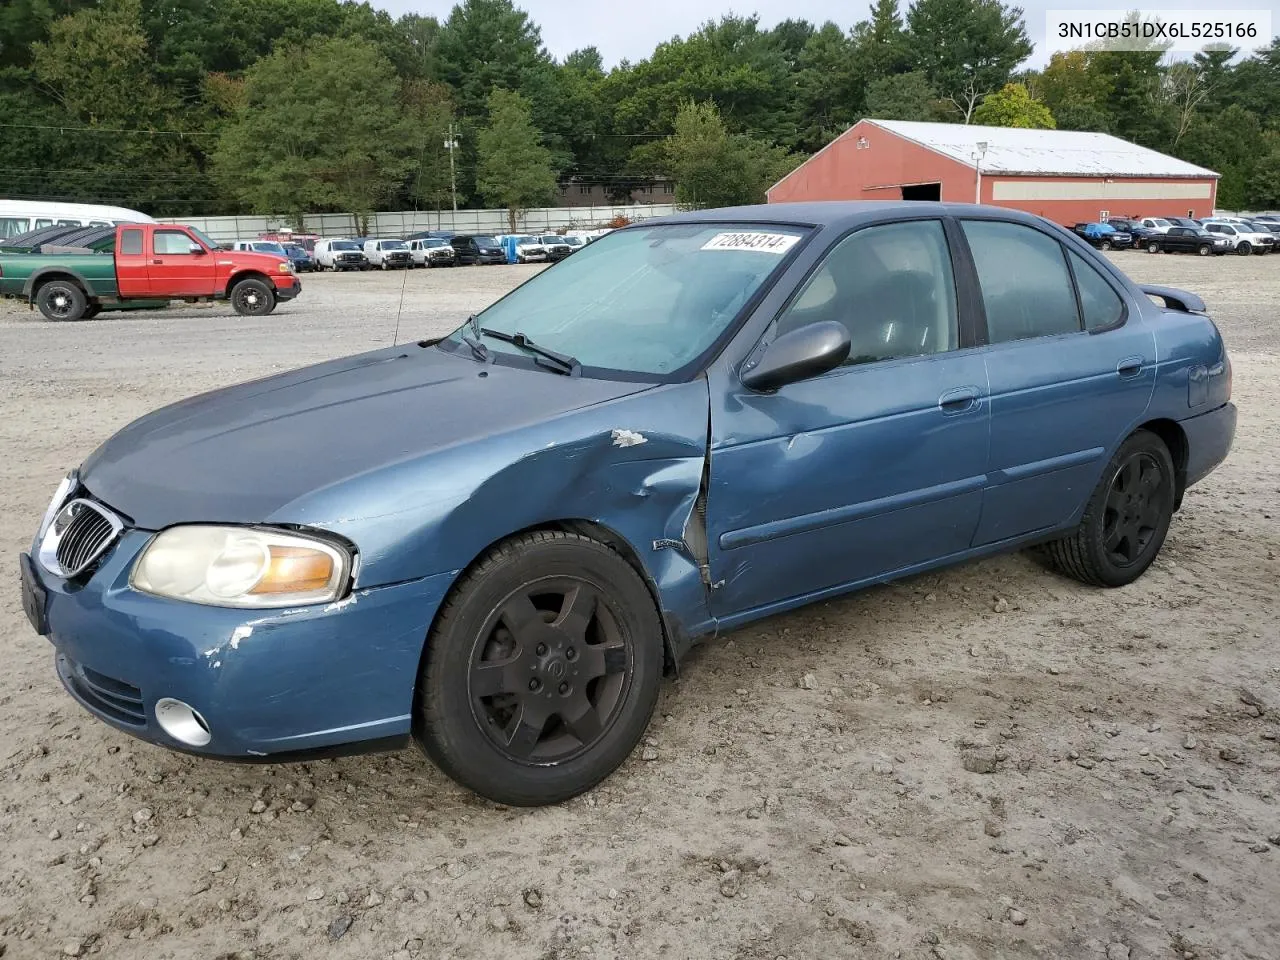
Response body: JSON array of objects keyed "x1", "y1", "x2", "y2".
[{"x1": 901, "y1": 183, "x2": 941, "y2": 201}]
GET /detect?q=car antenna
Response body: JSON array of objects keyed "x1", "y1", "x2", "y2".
[{"x1": 392, "y1": 250, "x2": 410, "y2": 345}]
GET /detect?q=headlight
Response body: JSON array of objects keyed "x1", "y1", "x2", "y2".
[
  {"x1": 131, "y1": 526, "x2": 352, "y2": 608},
  {"x1": 277, "y1": 261, "x2": 292, "y2": 273}
]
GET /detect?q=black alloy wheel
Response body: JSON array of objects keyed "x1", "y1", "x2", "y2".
[
  {"x1": 1237, "y1": 241, "x2": 1252, "y2": 256},
  {"x1": 416, "y1": 531, "x2": 663, "y2": 806},
  {"x1": 36, "y1": 279, "x2": 88, "y2": 321},
  {"x1": 230, "y1": 277, "x2": 276, "y2": 316},
  {"x1": 1039, "y1": 430, "x2": 1175, "y2": 588}
]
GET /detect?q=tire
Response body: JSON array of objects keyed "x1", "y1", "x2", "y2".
[
  {"x1": 229, "y1": 277, "x2": 276, "y2": 316},
  {"x1": 82, "y1": 304, "x2": 102, "y2": 319},
  {"x1": 35, "y1": 279, "x2": 88, "y2": 321},
  {"x1": 1040, "y1": 429, "x2": 1176, "y2": 588},
  {"x1": 1237, "y1": 242, "x2": 1252, "y2": 256},
  {"x1": 1100, "y1": 240, "x2": 1112, "y2": 250},
  {"x1": 1198, "y1": 244, "x2": 1212, "y2": 256},
  {"x1": 1146, "y1": 240, "x2": 1160, "y2": 253},
  {"x1": 416, "y1": 531, "x2": 664, "y2": 806}
]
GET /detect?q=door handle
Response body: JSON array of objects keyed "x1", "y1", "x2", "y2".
[
  {"x1": 938, "y1": 386, "x2": 981, "y2": 414},
  {"x1": 1117, "y1": 356, "x2": 1144, "y2": 378},
  {"x1": 152, "y1": 259, "x2": 164, "y2": 265}
]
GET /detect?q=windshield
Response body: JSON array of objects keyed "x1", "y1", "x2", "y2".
[
  {"x1": 474, "y1": 236, "x2": 498, "y2": 246},
  {"x1": 516, "y1": 238, "x2": 537, "y2": 246},
  {"x1": 425, "y1": 238, "x2": 448, "y2": 247},
  {"x1": 381, "y1": 240, "x2": 408, "y2": 250},
  {"x1": 1151, "y1": 219, "x2": 1171, "y2": 227},
  {"x1": 251, "y1": 241, "x2": 287, "y2": 254},
  {"x1": 564, "y1": 236, "x2": 584, "y2": 245},
  {"x1": 442, "y1": 222, "x2": 809, "y2": 379},
  {"x1": 331, "y1": 240, "x2": 359, "y2": 250}
]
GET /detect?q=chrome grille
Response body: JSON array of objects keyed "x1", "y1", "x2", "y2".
[{"x1": 38, "y1": 498, "x2": 123, "y2": 578}]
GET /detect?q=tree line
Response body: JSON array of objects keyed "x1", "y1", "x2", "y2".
[{"x1": 3, "y1": 0, "x2": 1279, "y2": 226}]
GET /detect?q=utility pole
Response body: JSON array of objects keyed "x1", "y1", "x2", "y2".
[{"x1": 445, "y1": 124, "x2": 460, "y2": 213}]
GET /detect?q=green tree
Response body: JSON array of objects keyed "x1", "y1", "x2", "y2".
[
  {"x1": 864, "y1": 70, "x2": 945, "y2": 121},
  {"x1": 1034, "y1": 50, "x2": 1114, "y2": 132},
  {"x1": 403, "y1": 80, "x2": 457, "y2": 211},
  {"x1": 475, "y1": 88, "x2": 557, "y2": 231},
  {"x1": 436, "y1": 0, "x2": 550, "y2": 120},
  {"x1": 212, "y1": 36, "x2": 414, "y2": 223},
  {"x1": 792, "y1": 22, "x2": 864, "y2": 152},
  {"x1": 972, "y1": 82, "x2": 1054, "y2": 127},
  {"x1": 664, "y1": 100, "x2": 801, "y2": 208},
  {"x1": 906, "y1": 0, "x2": 1032, "y2": 121}
]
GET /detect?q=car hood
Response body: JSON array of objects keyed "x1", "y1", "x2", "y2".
[{"x1": 79, "y1": 345, "x2": 654, "y2": 530}]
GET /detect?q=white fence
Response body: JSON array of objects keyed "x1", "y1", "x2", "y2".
[{"x1": 157, "y1": 204, "x2": 680, "y2": 244}]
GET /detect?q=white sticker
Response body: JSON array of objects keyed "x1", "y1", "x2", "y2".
[{"x1": 701, "y1": 232, "x2": 799, "y2": 254}]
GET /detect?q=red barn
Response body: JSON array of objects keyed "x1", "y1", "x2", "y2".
[{"x1": 768, "y1": 119, "x2": 1220, "y2": 224}]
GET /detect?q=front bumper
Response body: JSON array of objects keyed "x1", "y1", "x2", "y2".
[
  {"x1": 22, "y1": 529, "x2": 455, "y2": 760},
  {"x1": 272, "y1": 276, "x2": 302, "y2": 301},
  {"x1": 1181, "y1": 401, "x2": 1237, "y2": 489},
  {"x1": 477, "y1": 251, "x2": 507, "y2": 264}
]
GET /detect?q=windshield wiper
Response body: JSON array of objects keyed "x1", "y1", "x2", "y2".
[
  {"x1": 480, "y1": 327, "x2": 580, "y2": 375},
  {"x1": 460, "y1": 332, "x2": 489, "y2": 361}
]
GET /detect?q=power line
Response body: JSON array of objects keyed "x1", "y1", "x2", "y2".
[{"x1": 0, "y1": 121, "x2": 218, "y2": 137}]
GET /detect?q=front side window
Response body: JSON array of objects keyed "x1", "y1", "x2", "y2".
[
  {"x1": 1, "y1": 217, "x2": 29, "y2": 238},
  {"x1": 119, "y1": 228, "x2": 144, "y2": 255},
  {"x1": 776, "y1": 219, "x2": 957, "y2": 364},
  {"x1": 443, "y1": 222, "x2": 809, "y2": 379},
  {"x1": 1068, "y1": 252, "x2": 1125, "y2": 331},
  {"x1": 154, "y1": 230, "x2": 197, "y2": 255},
  {"x1": 962, "y1": 220, "x2": 1079, "y2": 344}
]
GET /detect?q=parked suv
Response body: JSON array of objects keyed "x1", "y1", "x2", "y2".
[
  {"x1": 1202, "y1": 220, "x2": 1275, "y2": 255},
  {"x1": 1071, "y1": 222, "x2": 1132, "y2": 250},
  {"x1": 314, "y1": 239, "x2": 369, "y2": 271},
  {"x1": 451, "y1": 235, "x2": 507, "y2": 265},
  {"x1": 1139, "y1": 217, "x2": 1175, "y2": 234},
  {"x1": 1143, "y1": 226, "x2": 1228, "y2": 256},
  {"x1": 282, "y1": 243, "x2": 315, "y2": 272},
  {"x1": 364, "y1": 238, "x2": 413, "y2": 269},
  {"x1": 409, "y1": 237, "x2": 456, "y2": 268},
  {"x1": 1105, "y1": 218, "x2": 1154, "y2": 245}
]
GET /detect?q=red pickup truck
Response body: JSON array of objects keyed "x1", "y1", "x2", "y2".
[{"x1": 0, "y1": 222, "x2": 302, "y2": 321}]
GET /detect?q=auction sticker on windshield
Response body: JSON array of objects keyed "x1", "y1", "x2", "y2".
[{"x1": 701, "y1": 232, "x2": 801, "y2": 254}]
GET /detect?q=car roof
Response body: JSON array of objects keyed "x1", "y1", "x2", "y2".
[{"x1": 643, "y1": 201, "x2": 1059, "y2": 232}]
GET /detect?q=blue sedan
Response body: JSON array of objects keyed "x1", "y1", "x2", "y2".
[{"x1": 19, "y1": 202, "x2": 1236, "y2": 805}]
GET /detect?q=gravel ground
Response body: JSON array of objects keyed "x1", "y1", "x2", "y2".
[{"x1": 1, "y1": 254, "x2": 1277, "y2": 960}]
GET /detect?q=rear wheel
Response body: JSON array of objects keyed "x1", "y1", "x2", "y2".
[
  {"x1": 35, "y1": 279, "x2": 88, "y2": 321},
  {"x1": 229, "y1": 277, "x2": 276, "y2": 316},
  {"x1": 1237, "y1": 241, "x2": 1252, "y2": 256},
  {"x1": 1040, "y1": 430, "x2": 1175, "y2": 588},
  {"x1": 416, "y1": 531, "x2": 664, "y2": 806}
]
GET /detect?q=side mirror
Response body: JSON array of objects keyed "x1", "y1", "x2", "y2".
[
  {"x1": 740, "y1": 320, "x2": 851, "y2": 392},
  {"x1": 189, "y1": 244, "x2": 206, "y2": 255}
]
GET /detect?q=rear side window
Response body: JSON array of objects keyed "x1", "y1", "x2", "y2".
[
  {"x1": 1068, "y1": 252, "x2": 1125, "y2": 331},
  {"x1": 119, "y1": 229, "x2": 144, "y2": 255},
  {"x1": 961, "y1": 220, "x2": 1080, "y2": 344}
]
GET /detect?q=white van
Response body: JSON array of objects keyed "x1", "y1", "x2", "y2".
[
  {"x1": 314, "y1": 238, "x2": 370, "y2": 271},
  {"x1": 0, "y1": 199, "x2": 155, "y2": 240},
  {"x1": 363, "y1": 238, "x2": 413, "y2": 269}
]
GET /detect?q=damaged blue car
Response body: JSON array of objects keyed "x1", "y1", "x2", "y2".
[{"x1": 20, "y1": 203, "x2": 1236, "y2": 805}]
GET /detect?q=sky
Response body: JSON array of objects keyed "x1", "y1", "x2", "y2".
[{"x1": 372, "y1": 0, "x2": 1279, "y2": 69}]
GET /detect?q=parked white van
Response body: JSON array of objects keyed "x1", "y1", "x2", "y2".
[
  {"x1": 313, "y1": 238, "x2": 369, "y2": 271},
  {"x1": 363, "y1": 238, "x2": 413, "y2": 269},
  {"x1": 0, "y1": 199, "x2": 155, "y2": 240}
]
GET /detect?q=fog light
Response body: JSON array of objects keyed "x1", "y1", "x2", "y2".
[{"x1": 155, "y1": 697, "x2": 212, "y2": 747}]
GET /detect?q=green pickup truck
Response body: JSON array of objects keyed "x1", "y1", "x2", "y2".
[{"x1": 0, "y1": 222, "x2": 301, "y2": 321}]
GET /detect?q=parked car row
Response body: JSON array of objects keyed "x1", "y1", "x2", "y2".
[
  {"x1": 1071, "y1": 214, "x2": 1280, "y2": 257},
  {"x1": 277, "y1": 230, "x2": 606, "y2": 273}
]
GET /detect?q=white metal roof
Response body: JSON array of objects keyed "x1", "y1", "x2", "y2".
[{"x1": 866, "y1": 119, "x2": 1219, "y2": 179}]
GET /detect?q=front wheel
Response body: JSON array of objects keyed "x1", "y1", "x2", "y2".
[
  {"x1": 1100, "y1": 240, "x2": 1112, "y2": 250},
  {"x1": 1039, "y1": 430, "x2": 1175, "y2": 588},
  {"x1": 1198, "y1": 244, "x2": 1212, "y2": 256},
  {"x1": 229, "y1": 277, "x2": 276, "y2": 316},
  {"x1": 1237, "y1": 242, "x2": 1252, "y2": 256},
  {"x1": 1146, "y1": 240, "x2": 1160, "y2": 253},
  {"x1": 416, "y1": 531, "x2": 664, "y2": 806},
  {"x1": 35, "y1": 279, "x2": 88, "y2": 321}
]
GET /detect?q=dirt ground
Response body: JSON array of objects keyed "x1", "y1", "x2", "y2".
[{"x1": 1, "y1": 253, "x2": 1277, "y2": 960}]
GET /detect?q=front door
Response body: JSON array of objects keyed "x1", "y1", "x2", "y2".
[
  {"x1": 706, "y1": 218, "x2": 990, "y2": 618},
  {"x1": 956, "y1": 218, "x2": 1156, "y2": 545},
  {"x1": 148, "y1": 228, "x2": 217, "y2": 297}
]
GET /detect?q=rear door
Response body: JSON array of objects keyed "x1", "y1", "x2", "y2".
[
  {"x1": 706, "y1": 217, "x2": 990, "y2": 617},
  {"x1": 113, "y1": 226, "x2": 150, "y2": 297},
  {"x1": 957, "y1": 218, "x2": 1156, "y2": 545},
  {"x1": 147, "y1": 227, "x2": 217, "y2": 297}
]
